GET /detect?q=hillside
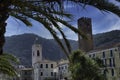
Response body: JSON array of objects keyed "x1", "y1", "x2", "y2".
[
  {"x1": 3, "y1": 30, "x2": 120, "y2": 66},
  {"x1": 4, "y1": 34, "x2": 78, "y2": 66},
  {"x1": 93, "y1": 30, "x2": 120, "y2": 47}
]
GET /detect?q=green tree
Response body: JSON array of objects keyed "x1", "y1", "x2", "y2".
[
  {"x1": 0, "y1": 0, "x2": 120, "y2": 60},
  {"x1": 0, "y1": 53, "x2": 19, "y2": 77},
  {"x1": 69, "y1": 50, "x2": 107, "y2": 80}
]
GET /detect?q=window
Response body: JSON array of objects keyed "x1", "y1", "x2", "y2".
[
  {"x1": 40, "y1": 64, "x2": 43, "y2": 68},
  {"x1": 115, "y1": 49, "x2": 117, "y2": 51},
  {"x1": 37, "y1": 50, "x2": 40, "y2": 56},
  {"x1": 54, "y1": 72, "x2": 56, "y2": 76},
  {"x1": 103, "y1": 70, "x2": 106, "y2": 76},
  {"x1": 111, "y1": 69, "x2": 114, "y2": 76},
  {"x1": 103, "y1": 59, "x2": 107, "y2": 65},
  {"x1": 24, "y1": 71, "x2": 27, "y2": 75},
  {"x1": 46, "y1": 64, "x2": 48, "y2": 68},
  {"x1": 65, "y1": 65, "x2": 67, "y2": 69},
  {"x1": 51, "y1": 64, "x2": 53, "y2": 68},
  {"x1": 119, "y1": 53, "x2": 120, "y2": 58},
  {"x1": 109, "y1": 58, "x2": 112, "y2": 67},
  {"x1": 110, "y1": 50, "x2": 113, "y2": 57},
  {"x1": 40, "y1": 72, "x2": 43, "y2": 76},
  {"x1": 89, "y1": 55, "x2": 91, "y2": 58},
  {"x1": 119, "y1": 68, "x2": 120, "y2": 74},
  {"x1": 102, "y1": 52, "x2": 105, "y2": 58},
  {"x1": 59, "y1": 67, "x2": 61, "y2": 70},
  {"x1": 61, "y1": 67, "x2": 63, "y2": 70},
  {"x1": 51, "y1": 72, "x2": 53, "y2": 76},
  {"x1": 113, "y1": 58, "x2": 115, "y2": 67},
  {"x1": 93, "y1": 54, "x2": 95, "y2": 57}
]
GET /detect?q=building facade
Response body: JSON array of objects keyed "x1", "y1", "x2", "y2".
[
  {"x1": 57, "y1": 60, "x2": 70, "y2": 80},
  {"x1": 88, "y1": 46, "x2": 120, "y2": 80},
  {"x1": 32, "y1": 41, "x2": 57, "y2": 80},
  {"x1": 19, "y1": 68, "x2": 33, "y2": 80}
]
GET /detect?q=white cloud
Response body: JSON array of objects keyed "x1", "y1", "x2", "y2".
[
  {"x1": 107, "y1": 20, "x2": 120, "y2": 31},
  {"x1": 6, "y1": 16, "x2": 53, "y2": 39}
]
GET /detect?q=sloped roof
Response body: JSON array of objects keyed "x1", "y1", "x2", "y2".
[{"x1": 88, "y1": 43, "x2": 120, "y2": 53}]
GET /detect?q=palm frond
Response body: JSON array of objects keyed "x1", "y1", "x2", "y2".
[
  {"x1": 69, "y1": 0, "x2": 120, "y2": 17},
  {"x1": 50, "y1": 18, "x2": 72, "y2": 53},
  {"x1": 8, "y1": 0, "x2": 120, "y2": 60},
  {"x1": 10, "y1": 12, "x2": 32, "y2": 26},
  {"x1": 38, "y1": 19, "x2": 70, "y2": 60},
  {"x1": 116, "y1": 0, "x2": 120, "y2": 2},
  {"x1": 0, "y1": 53, "x2": 19, "y2": 77}
]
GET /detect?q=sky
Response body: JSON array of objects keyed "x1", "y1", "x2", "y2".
[{"x1": 5, "y1": 1, "x2": 120, "y2": 40}]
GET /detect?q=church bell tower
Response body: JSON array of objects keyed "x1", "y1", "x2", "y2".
[{"x1": 32, "y1": 38, "x2": 42, "y2": 67}]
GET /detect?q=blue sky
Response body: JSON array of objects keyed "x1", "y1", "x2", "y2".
[{"x1": 6, "y1": 1, "x2": 120, "y2": 40}]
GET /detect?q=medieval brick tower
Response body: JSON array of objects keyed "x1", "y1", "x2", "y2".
[{"x1": 78, "y1": 17, "x2": 94, "y2": 52}]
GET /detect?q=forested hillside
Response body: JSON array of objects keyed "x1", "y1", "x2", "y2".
[{"x1": 4, "y1": 30, "x2": 120, "y2": 66}]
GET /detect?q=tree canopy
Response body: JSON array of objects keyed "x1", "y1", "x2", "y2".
[
  {"x1": 69, "y1": 50, "x2": 107, "y2": 80},
  {"x1": 0, "y1": 53, "x2": 19, "y2": 77}
]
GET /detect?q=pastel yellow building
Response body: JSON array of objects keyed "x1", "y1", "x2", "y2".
[{"x1": 88, "y1": 45, "x2": 120, "y2": 80}]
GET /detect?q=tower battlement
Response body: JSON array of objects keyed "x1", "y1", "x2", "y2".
[{"x1": 78, "y1": 17, "x2": 94, "y2": 52}]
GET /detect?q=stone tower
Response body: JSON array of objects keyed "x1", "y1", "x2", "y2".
[
  {"x1": 32, "y1": 38, "x2": 42, "y2": 67},
  {"x1": 78, "y1": 17, "x2": 94, "y2": 52}
]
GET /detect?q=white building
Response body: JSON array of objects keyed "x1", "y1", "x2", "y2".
[
  {"x1": 57, "y1": 60, "x2": 70, "y2": 80},
  {"x1": 32, "y1": 40, "x2": 57, "y2": 80}
]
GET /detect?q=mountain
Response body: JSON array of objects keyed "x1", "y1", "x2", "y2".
[
  {"x1": 4, "y1": 33, "x2": 78, "y2": 67},
  {"x1": 93, "y1": 30, "x2": 120, "y2": 48},
  {"x1": 3, "y1": 30, "x2": 120, "y2": 66}
]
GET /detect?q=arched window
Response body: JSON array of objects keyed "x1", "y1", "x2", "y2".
[{"x1": 37, "y1": 50, "x2": 40, "y2": 56}]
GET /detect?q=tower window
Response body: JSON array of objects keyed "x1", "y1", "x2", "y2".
[{"x1": 37, "y1": 50, "x2": 40, "y2": 56}]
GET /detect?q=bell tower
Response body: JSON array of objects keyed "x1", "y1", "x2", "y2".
[
  {"x1": 32, "y1": 38, "x2": 42, "y2": 67},
  {"x1": 78, "y1": 17, "x2": 94, "y2": 52}
]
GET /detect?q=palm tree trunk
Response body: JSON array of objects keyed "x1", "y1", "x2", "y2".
[{"x1": 0, "y1": 1, "x2": 11, "y2": 55}]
